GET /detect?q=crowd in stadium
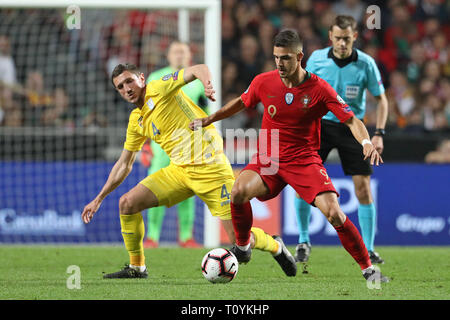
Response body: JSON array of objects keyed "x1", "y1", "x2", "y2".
[{"x1": 0, "y1": 0, "x2": 448, "y2": 135}]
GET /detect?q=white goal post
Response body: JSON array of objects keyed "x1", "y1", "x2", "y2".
[{"x1": 2, "y1": 0, "x2": 222, "y2": 247}]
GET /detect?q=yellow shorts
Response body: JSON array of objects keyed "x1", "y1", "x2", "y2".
[{"x1": 139, "y1": 157, "x2": 235, "y2": 220}]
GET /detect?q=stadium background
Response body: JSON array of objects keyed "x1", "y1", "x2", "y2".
[{"x1": 0, "y1": 0, "x2": 449, "y2": 247}]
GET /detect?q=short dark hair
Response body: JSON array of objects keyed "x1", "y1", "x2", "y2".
[
  {"x1": 330, "y1": 15, "x2": 357, "y2": 31},
  {"x1": 273, "y1": 29, "x2": 303, "y2": 51},
  {"x1": 111, "y1": 63, "x2": 141, "y2": 86}
]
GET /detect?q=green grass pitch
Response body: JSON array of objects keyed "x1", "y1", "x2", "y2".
[{"x1": 1, "y1": 245, "x2": 449, "y2": 300}]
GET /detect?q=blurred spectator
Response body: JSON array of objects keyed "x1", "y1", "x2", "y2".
[
  {"x1": 21, "y1": 71, "x2": 74, "y2": 128},
  {"x1": 413, "y1": 0, "x2": 449, "y2": 22},
  {"x1": 104, "y1": 11, "x2": 140, "y2": 77},
  {"x1": 82, "y1": 110, "x2": 108, "y2": 130},
  {"x1": 297, "y1": 15, "x2": 321, "y2": 58},
  {"x1": 40, "y1": 88, "x2": 74, "y2": 128},
  {"x1": 332, "y1": 0, "x2": 366, "y2": 24},
  {"x1": 425, "y1": 139, "x2": 450, "y2": 163},
  {"x1": 280, "y1": 9, "x2": 297, "y2": 30},
  {"x1": 261, "y1": 0, "x2": 282, "y2": 29},
  {"x1": 406, "y1": 43, "x2": 427, "y2": 83},
  {"x1": 222, "y1": 61, "x2": 240, "y2": 95},
  {"x1": 222, "y1": 15, "x2": 240, "y2": 61},
  {"x1": 258, "y1": 19, "x2": 276, "y2": 60},
  {"x1": 440, "y1": 78, "x2": 450, "y2": 124},
  {"x1": 315, "y1": 7, "x2": 336, "y2": 44},
  {"x1": 386, "y1": 71, "x2": 415, "y2": 128},
  {"x1": 0, "y1": 35, "x2": 17, "y2": 125},
  {"x1": 234, "y1": 2, "x2": 264, "y2": 35},
  {"x1": 237, "y1": 34, "x2": 264, "y2": 88},
  {"x1": 422, "y1": 93, "x2": 446, "y2": 131},
  {"x1": 422, "y1": 60, "x2": 442, "y2": 82},
  {"x1": 383, "y1": 3, "x2": 421, "y2": 71},
  {"x1": 22, "y1": 71, "x2": 52, "y2": 126},
  {"x1": 0, "y1": 35, "x2": 16, "y2": 88},
  {"x1": 295, "y1": 0, "x2": 314, "y2": 16},
  {"x1": 428, "y1": 32, "x2": 448, "y2": 64}
]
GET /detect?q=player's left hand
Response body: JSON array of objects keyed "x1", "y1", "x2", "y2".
[
  {"x1": 371, "y1": 135, "x2": 384, "y2": 154},
  {"x1": 363, "y1": 143, "x2": 383, "y2": 166},
  {"x1": 204, "y1": 80, "x2": 216, "y2": 102},
  {"x1": 81, "y1": 198, "x2": 102, "y2": 224}
]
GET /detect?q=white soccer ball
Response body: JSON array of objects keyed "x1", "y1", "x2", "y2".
[{"x1": 201, "y1": 248, "x2": 238, "y2": 283}]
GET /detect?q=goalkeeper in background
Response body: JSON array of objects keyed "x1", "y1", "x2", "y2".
[{"x1": 141, "y1": 41, "x2": 206, "y2": 248}]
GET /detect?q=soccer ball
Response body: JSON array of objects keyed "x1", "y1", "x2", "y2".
[{"x1": 201, "y1": 248, "x2": 238, "y2": 283}]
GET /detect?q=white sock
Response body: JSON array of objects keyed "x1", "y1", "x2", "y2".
[
  {"x1": 362, "y1": 265, "x2": 374, "y2": 274},
  {"x1": 130, "y1": 264, "x2": 146, "y2": 272},
  {"x1": 237, "y1": 243, "x2": 250, "y2": 251}
]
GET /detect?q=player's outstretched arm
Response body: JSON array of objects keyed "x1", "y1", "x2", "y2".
[
  {"x1": 183, "y1": 64, "x2": 216, "y2": 101},
  {"x1": 371, "y1": 92, "x2": 388, "y2": 154},
  {"x1": 189, "y1": 96, "x2": 246, "y2": 130},
  {"x1": 344, "y1": 116, "x2": 383, "y2": 166},
  {"x1": 81, "y1": 149, "x2": 137, "y2": 223}
]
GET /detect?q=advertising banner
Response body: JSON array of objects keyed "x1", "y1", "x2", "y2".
[
  {"x1": 1, "y1": 162, "x2": 448, "y2": 245},
  {"x1": 282, "y1": 164, "x2": 450, "y2": 246}
]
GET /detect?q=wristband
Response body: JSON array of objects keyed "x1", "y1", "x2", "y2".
[
  {"x1": 374, "y1": 128, "x2": 385, "y2": 136},
  {"x1": 362, "y1": 139, "x2": 372, "y2": 146}
]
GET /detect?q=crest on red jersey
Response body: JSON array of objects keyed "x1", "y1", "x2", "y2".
[
  {"x1": 301, "y1": 94, "x2": 311, "y2": 109},
  {"x1": 285, "y1": 92, "x2": 294, "y2": 105}
]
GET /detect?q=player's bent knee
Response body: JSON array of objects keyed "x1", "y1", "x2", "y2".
[
  {"x1": 326, "y1": 206, "x2": 346, "y2": 226},
  {"x1": 119, "y1": 194, "x2": 136, "y2": 215},
  {"x1": 230, "y1": 184, "x2": 248, "y2": 205}
]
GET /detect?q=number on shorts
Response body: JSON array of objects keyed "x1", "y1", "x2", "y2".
[{"x1": 221, "y1": 184, "x2": 230, "y2": 199}]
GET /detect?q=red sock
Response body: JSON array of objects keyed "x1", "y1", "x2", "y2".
[
  {"x1": 334, "y1": 217, "x2": 372, "y2": 270},
  {"x1": 230, "y1": 201, "x2": 253, "y2": 246}
]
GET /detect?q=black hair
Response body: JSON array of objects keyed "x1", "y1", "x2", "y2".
[
  {"x1": 111, "y1": 63, "x2": 141, "y2": 86},
  {"x1": 330, "y1": 15, "x2": 357, "y2": 31},
  {"x1": 273, "y1": 29, "x2": 303, "y2": 51}
]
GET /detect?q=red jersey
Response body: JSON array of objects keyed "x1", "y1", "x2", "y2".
[{"x1": 240, "y1": 70, "x2": 354, "y2": 164}]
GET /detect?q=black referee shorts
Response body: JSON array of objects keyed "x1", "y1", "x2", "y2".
[{"x1": 319, "y1": 119, "x2": 373, "y2": 176}]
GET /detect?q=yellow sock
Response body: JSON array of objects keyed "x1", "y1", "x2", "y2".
[
  {"x1": 120, "y1": 213, "x2": 145, "y2": 267},
  {"x1": 251, "y1": 227, "x2": 280, "y2": 254}
]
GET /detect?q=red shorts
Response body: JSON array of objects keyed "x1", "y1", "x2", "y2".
[{"x1": 242, "y1": 156, "x2": 338, "y2": 205}]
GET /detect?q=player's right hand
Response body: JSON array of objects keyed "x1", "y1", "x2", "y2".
[
  {"x1": 204, "y1": 80, "x2": 216, "y2": 102},
  {"x1": 189, "y1": 117, "x2": 211, "y2": 131},
  {"x1": 81, "y1": 198, "x2": 102, "y2": 224},
  {"x1": 363, "y1": 143, "x2": 383, "y2": 166}
]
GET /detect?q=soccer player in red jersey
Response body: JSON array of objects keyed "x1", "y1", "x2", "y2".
[{"x1": 190, "y1": 29, "x2": 389, "y2": 283}]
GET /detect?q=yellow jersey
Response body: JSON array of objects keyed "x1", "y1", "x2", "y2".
[{"x1": 123, "y1": 68, "x2": 224, "y2": 166}]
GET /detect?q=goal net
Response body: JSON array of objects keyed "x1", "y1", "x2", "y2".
[{"x1": 0, "y1": 0, "x2": 221, "y2": 247}]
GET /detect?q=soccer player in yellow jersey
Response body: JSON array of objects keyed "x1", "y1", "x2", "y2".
[{"x1": 81, "y1": 63, "x2": 297, "y2": 278}]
